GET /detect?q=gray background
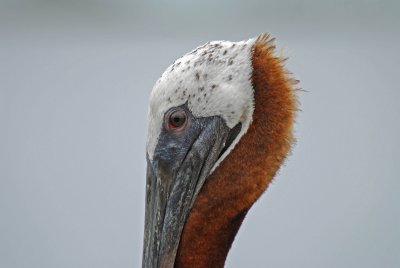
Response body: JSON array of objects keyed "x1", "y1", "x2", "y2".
[{"x1": 1, "y1": 0, "x2": 399, "y2": 267}]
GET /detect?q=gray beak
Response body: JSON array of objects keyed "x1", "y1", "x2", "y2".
[{"x1": 142, "y1": 113, "x2": 241, "y2": 268}]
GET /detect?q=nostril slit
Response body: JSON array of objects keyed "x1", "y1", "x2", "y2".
[{"x1": 218, "y1": 122, "x2": 242, "y2": 160}]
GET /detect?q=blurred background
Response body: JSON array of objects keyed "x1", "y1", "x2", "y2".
[{"x1": 1, "y1": 1, "x2": 399, "y2": 267}]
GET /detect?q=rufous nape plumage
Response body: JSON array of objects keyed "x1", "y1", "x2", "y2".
[{"x1": 142, "y1": 33, "x2": 299, "y2": 268}]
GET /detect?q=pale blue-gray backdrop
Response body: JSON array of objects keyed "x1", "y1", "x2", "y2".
[{"x1": 1, "y1": 1, "x2": 399, "y2": 267}]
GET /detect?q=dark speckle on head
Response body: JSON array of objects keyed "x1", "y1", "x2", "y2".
[
  {"x1": 211, "y1": 84, "x2": 218, "y2": 89},
  {"x1": 223, "y1": 50, "x2": 227, "y2": 55},
  {"x1": 195, "y1": 72, "x2": 200, "y2": 80},
  {"x1": 231, "y1": 43, "x2": 236, "y2": 48},
  {"x1": 199, "y1": 87, "x2": 204, "y2": 91},
  {"x1": 227, "y1": 75, "x2": 233, "y2": 81},
  {"x1": 203, "y1": 74, "x2": 208, "y2": 79},
  {"x1": 228, "y1": 59, "x2": 234, "y2": 65}
]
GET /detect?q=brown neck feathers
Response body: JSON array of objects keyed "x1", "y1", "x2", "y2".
[{"x1": 175, "y1": 34, "x2": 298, "y2": 268}]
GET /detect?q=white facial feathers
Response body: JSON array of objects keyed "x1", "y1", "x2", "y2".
[{"x1": 147, "y1": 38, "x2": 256, "y2": 163}]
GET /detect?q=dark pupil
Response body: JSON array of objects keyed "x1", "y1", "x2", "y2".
[{"x1": 170, "y1": 111, "x2": 185, "y2": 127}]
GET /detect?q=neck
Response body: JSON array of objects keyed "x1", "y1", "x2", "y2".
[{"x1": 175, "y1": 35, "x2": 297, "y2": 268}]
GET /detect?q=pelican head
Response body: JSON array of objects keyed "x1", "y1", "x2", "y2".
[{"x1": 143, "y1": 34, "x2": 297, "y2": 268}]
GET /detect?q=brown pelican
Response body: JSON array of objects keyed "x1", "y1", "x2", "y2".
[{"x1": 143, "y1": 33, "x2": 298, "y2": 268}]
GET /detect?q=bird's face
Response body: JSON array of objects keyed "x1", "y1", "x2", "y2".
[{"x1": 143, "y1": 39, "x2": 256, "y2": 267}]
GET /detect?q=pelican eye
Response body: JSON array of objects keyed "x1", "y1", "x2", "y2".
[{"x1": 165, "y1": 108, "x2": 187, "y2": 131}]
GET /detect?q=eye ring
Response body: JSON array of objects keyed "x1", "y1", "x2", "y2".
[{"x1": 165, "y1": 107, "x2": 188, "y2": 131}]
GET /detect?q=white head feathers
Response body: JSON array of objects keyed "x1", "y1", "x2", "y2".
[{"x1": 147, "y1": 38, "x2": 256, "y2": 166}]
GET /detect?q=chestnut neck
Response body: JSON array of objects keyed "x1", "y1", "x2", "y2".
[{"x1": 175, "y1": 36, "x2": 297, "y2": 268}]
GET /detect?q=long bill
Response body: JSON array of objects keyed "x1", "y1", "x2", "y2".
[{"x1": 142, "y1": 116, "x2": 239, "y2": 268}]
